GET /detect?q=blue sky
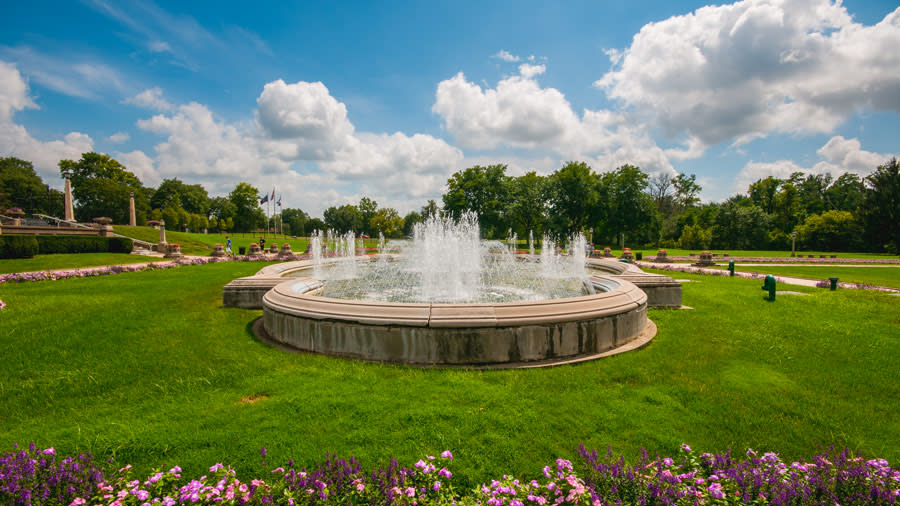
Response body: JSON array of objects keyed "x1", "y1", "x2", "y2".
[{"x1": 1, "y1": 0, "x2": 898, "y2": 216}]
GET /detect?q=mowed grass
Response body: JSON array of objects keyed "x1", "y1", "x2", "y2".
[
  {"x1": 596, "y1": 248, "x2": 896, "y2": 260},
  {"x1": 710, "y1": 265, "x2": 900, "y2": 289},
  {"x1": 1, "y1": 263, "x2": 898, "y2": 486},
  {"x1": 0, "y1": 253, "x2": 159, "y2": 274}
]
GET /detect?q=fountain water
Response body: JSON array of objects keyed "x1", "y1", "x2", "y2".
[{"x1": 299, "y1": 214, "x2": 594, "y2": 303}]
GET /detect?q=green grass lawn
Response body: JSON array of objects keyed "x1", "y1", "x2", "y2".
[
  {"x1": 1, "y1": 263, "x2": 898, "y2": 486},
  {"x1": 619, "y1": 248, "x2": 896, "y2": 260},
  {"x1": 706, "y1": 264, "x2": 900, "y2": 289},
  {"x1": 0, "y1": 253, "x2": 159, "y2": 274}
]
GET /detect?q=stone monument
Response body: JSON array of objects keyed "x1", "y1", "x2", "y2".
[
  {"x1": 63, "y1": 176, "x2": 75, "y2": 222},
  {"x1": 653, "y1": 249, "x2": 672, "y2": 262},
  {"x1": 211, "y1": 244, "x2": 226, "y2": 257},
  {"x1": 278, "y1": 243, "x2": 293, "y2": 258},
  {"x1": 129, "y1": 192, "x2": 136, "y2": 227}
]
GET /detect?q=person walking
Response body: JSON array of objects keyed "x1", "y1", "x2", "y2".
[{"x1": 225, "y1": 236, "x2": 233, "y2": 256}]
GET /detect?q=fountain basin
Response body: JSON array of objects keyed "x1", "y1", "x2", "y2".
[{"x1": 259, "y1": 274, "x2": 651, "y2": 366}]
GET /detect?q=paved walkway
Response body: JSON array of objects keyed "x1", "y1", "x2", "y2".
[{"x1": 637, "y1": 261, "x2": 900, "y2": 293}]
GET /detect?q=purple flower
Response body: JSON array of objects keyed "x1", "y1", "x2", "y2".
[
  {"x1": 433, "y1": 481, "x2": 441, "y2": 491},
  {"x1": 441, "y1": 450, "x2": 453, "y2": 460}
]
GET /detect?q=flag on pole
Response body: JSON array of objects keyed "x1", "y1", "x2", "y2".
[
  {"x1": 259, "y1": 194, "x2": 269, "y2": 205},
  {"x1": 277, "y1": 194, "x2": 282, "y2": 207},
  {"x1": 271, "y1": 187, "x2": 276, "y2": 201}
]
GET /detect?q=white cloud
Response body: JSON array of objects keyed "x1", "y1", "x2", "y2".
[
  {"x1": 115, "y1": 149, "x2": 159, "y2": 186},
  {"x1": 0, "y1": 61, "x2": 93, "y2": 182},
  {"x1": 108, "y1": 131, "x2": 130, "y2": 143},
  {"x1": 596, "y1": 0, "x2": 900, "y2": 147},
  {"x1": 133, "y1": 78, "x2": 464, "y2": 215},
  {"x1": 124, "y1": 87, "x2": 174, "y2": 111},
  {"x1": 493, "y1": 50, "x2": 520, "y2": 62},
  {"x1": 432, "y1": 65, "x2": 683, "y2": 174},
  {"x1": 0, "y1": 46, "x2": 127, "y2": 100},
  {"x1": 736, "y1": 135, "x2": 897, "y2": 189}
]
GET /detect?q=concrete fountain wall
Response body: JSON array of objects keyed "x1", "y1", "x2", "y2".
[
  {"x1": 260, "y1": 274, "x2": 651, "y2": 366},
  {"x1": 223, "y1": 256, "x2": 679, "y2": 367}
]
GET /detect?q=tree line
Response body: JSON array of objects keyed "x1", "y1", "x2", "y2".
[{"x1": 1, "y1": 152, "x2": 897, "y2": 253}]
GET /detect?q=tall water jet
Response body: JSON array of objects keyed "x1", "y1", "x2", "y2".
[
  {"x1": 529, "y1": 230, "x2": 534, "y2": 258},
  {"x1": 310, "y1": 230, "x2": 324, "y2": 278}
]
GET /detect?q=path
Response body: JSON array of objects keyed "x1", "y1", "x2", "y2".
[{"x1": 636, "y1": 261, "x2": 900, "y2": 293}]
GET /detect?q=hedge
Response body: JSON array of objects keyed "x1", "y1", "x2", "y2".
[
  {"x1": 0, "y1": 236, "x2": 38, "y2": 259},
  {"x1": 0, "y1": 235, "x2": 133, "y2": 258}
]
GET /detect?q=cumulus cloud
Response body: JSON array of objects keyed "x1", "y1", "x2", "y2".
[
  {"x1": 114, "y1": 149, "x2": 159, "y2": 186},
  {"x1": 596, "y1": 0, "x2": 900, "y2": 147},
  {"x1": 433, "y1": 64, "x2": 681, "y2": 174},
  {"x1": 735, "y1": 135, "x2": 897, "y2": 189},
  {"x1": 0, "y1": 61, "x2": 93, "y2": 182},
  {"x1": 108, "y1": 131, "x2": 130, "y2": 143},
  {"x1": 124, "y1": 87, "x2": 174, "y2": 111},
  {"x1": 133, "y1": 78, "x2": 463, "y2": 214},
  {"x1": 493, "y1": 50, "x2": 520, "y2": 62}
]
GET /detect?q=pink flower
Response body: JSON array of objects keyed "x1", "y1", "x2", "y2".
[
  {"x1": 209, "y1": 463, "x2": 224, "y2": 473},
  {"x1": 68, "y1": 499, "x2": 86, "y2": 506},
  {"x1": 441, "y1": 450, "x2": 453, "y2": 460},
  {"x1": 42, "y1": 447, "x2": 55, "y2": 455},
  {"x1": 433, "y1": 481, "x2": 441, "y2": 491}
]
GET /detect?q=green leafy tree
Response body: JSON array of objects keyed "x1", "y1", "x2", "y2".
[
  {"x1": 358, "y1": 197, "x2": 378, "y2": 236},
  {"x1": 370, "y1": 207, "x2": 403, "y2": 238},
  {"x1": 749, "y1": 176, "x2": 780, "y2": 214},
  {"x1": 306, "y1": 217, "x2": 326, "y2": 234},
  {"x1": 860, "y1": 158, "x2": 900, "y2": 254},
  {"x1": 673, "y1": 173, "x2": 702, "y2": 209},
  {"x1": 505, "y1": 171, "x2": 547, "y2": 237},
  {"x1": 825, "y1": 173, "x2": 865, "y2": 212},
  {"x1": 712, "y1": 202, "x2": 770, "y2": 249},
  {"x1": 402, "y1": 211, "x2": 423, "y2": 236},
  {"x1": 678, "y1": 224, "x2": 712, "y2": 250},
  {"x1": 795, "y1": 210, "x2": 863, "y2": 252},
  {"x1": 0, "y1": 157, "x2": 64, "y2": 216},
  {"x1": 59, "y1": 152, "x2": 150, "y2": 223},
  {"x1": 228, "y1": 182, "x2": 263, "y2": 232},
  {"x1": 420, "y1": 200, "x2": 440, "y2": 219},
  {"x1": 547, "y1": 161, "x2": 596, "y2": 239},
  {"x1": 323, "y1": 204, "x2": 362, "y2": 234},
  {"x1": 442, "y1": 164, "x2": 509, "y2": 238},
  {"x1": 599, "y1": 164, "x2": 653, "y2": 247},
  {"x1": 282, "y1": 208, "x2": 309, "y2": 236}
]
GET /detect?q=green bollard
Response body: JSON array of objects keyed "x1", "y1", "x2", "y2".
[
  {"x1": 829, "y1": 277, "x2": 839, "y2": 291},
  {"x1": 761, "y1": 275, "x2": 776, "y2": 301},
  {"x1": 728, "y1": 260, "x2": 735, "y2": 276}
]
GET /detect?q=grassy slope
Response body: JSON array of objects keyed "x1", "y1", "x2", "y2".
[
  {"x1": 707, "y1": 265, "x2": 900, "y2": 289},
  {"x1": 1, "y1": 264, "x2": 898, "y2": 485},
  {"x1": 114, "y1": 226, "x2": 215, "y2": 255},
  {"x1": 0, "y1": 253, "x2": 157, "y2": 274}
]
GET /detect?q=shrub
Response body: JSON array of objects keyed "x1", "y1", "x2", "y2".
[
  {"x1": 0, "y1": 236, "x2": 38, "y2": 259},
  {"x1": 34, "y1": 236, "x2": 133, "y2": 255}
]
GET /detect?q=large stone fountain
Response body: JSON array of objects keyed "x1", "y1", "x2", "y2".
[{"x1": 224, "y1": 214, "x2": 681, "y2": 367}]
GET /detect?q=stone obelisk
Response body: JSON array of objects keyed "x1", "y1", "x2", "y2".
[
  {"x1": 64, "y1": 177, "x2": 75, "y2": 222},
  {"x1": 129, "y1": 192, "x2": 136, "y2": 226}
]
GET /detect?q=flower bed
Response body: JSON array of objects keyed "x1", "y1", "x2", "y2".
[
  {"x1": 0, "y1": 255, "x2": 307, "y2": 285},
  {"x1": 1, "y1": 443, "x2": 897, "y2": 505},
  {"x1": 667, "y1": 256, "x2": 900, "y2": 264}
]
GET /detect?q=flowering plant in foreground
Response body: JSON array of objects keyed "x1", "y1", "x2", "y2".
[{"x1": 2, "y1": 444, "x2": 897, "y2": 505}]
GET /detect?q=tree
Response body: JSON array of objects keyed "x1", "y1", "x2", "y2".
[
  {"x1": 673, "y1": 173, "x2": 702, "y2": 209},
  {"x1": 370, "y1": 207, "x2": 403, "y2": 238},
  {"x1": 712, "y1": 202, "x2": 770, "y2": 249},
  {"x1": 505, "y1": 171, "x2": 547, "y2": 237},
  {"x1": 860, "y1": 158, "x2": 900, "y2": 254},
  {"x1": 59, "y1": 152, "x2": 150, "y2": 224},
  {"x1": 402, "y1": 211, "x2": 423, "y2": 236},
  {"x1": 442, "y1": 164, "x2": 509, "y2": 238},
  {"x1": 749, "y1": 176, "x2": 780, "y2": 214},
  {"x1": 825, "y1": 173, "x2": 864, "y2": 212},
  {"x1": 150, "y1": 178, "x2": 210, "y2": 216},
  {"x1": 228, "y1": 182, "x2": 264, "y2": 232},
  {"x1": 358, "y1": 197, "x2": 378, "y2": 236},
  {"x1": 306, "y1": 217, "x2": 326, "y2": 234},
  {"x1": 599, "y1": 164, "x2": 652, "y2": 247},
  {"x1": 648, "y1": 173, "x2": 674, "y2": 214},
  {"x1": 323, "y1": 204, "x2": 362, "y2": 234},
  {"x1": 795, "y1": 211, "x2": 863, "y2": 252},
  {"x1": 0, "y1": 157, "x2": 63, "y2": 216},
  {"x1": 282, "y1": 208, "x2": 309, "y2": 236},
  {"x1": 420, "y1": 200, "x2": 440, "y2": 219},
  {"x1": 547, "y1": 161, "x2": 595, "y2": 238},
  {"x1": 208, "y1": 196, "x2": 237, "y2": 222}
]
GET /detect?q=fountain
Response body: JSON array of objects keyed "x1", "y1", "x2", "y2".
[{"x1": 225, "y1": 214, "x2": 682, "y2": 367}]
